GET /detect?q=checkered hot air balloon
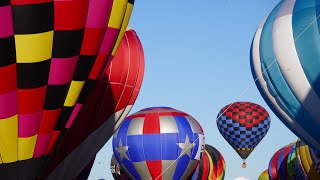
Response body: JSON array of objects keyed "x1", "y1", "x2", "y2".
[
  {"x1": 0, "y1": 0, "x2": 134, "y2": 179},
  {"x1": 191, "y1": 144, "x2": 226, "y2": 180},
  {"x1": 113, "y1": 107, "x2": 205, "y2": 180},
  {"x1": 216, "y1": 102, "x2": 270, "y2": 168},
  {"x1": 46, "y1": 27, "x2": 144, "y2": 179},
  {"x1": 251, "y1": 0, "x2": 320, "y2": 152}
]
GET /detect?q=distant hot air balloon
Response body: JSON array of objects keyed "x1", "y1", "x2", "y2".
[
  {"x1": 113, "y1": 107, "x2": 205, "y2": 180},
  {"x1": 191, "y1": 144, "x2": 226, "y2": 180},
  {"x1": 0, "y1": 0, "x2": 134, "y2": 179},
  {"x1": 217, "y1": 102, "x2": 270, "y2": 168},
  {"x1": 46, "y1": 27, "x2": 143, "y2": 179},
  {"x1": 268, "y1": 143, "x2": 295, "y2": 180},
  {"x1": 251, "y1": 0, "x2": 320, "y2": 151},
  {"x1": 258, "y1": 170, "x2": 269, "y2": 180},
  {"x1": 111, "y1": 154, "x2": 129, "y2": 180},
  {"x1": 266, "y1": 139, "x2": 320, "y2": 180}
]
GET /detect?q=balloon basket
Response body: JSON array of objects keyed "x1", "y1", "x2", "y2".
[{"x1": 242, "y1": 162, "x2": 246, "y2": 168}]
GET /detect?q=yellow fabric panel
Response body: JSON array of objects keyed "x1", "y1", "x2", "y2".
[
  {"x1": 217, "y1": 161, "x2": 226, "y2": 180},
  {"x1": 108, "y1": 0, "x2": 128, "y2": 28},
  {"x1": 0, "y1": 115, "x2": 18, "y2": 163},
  {"x1": 206, "y1": 150, "x2": 214, "y2": 180},
  {"x1": 304, "y1": 146, "x2": 320, "y2": 179},
  {"x1": 111, "y1": 3, "x2": 134, "y2": 55},
  {"x1": 15, "y1": 31, "x2": 54, "y2": 63},
  {"x1": 64, "y1": 81, "x2": 85, "y2": 107},
  {"x1": 297, "y1": 144, "x2": 309, "y2": 172},
  {"x1": 305, "y1": 146, "x2": 312, "y2": 169},
  {"x1": 18, "y1": 135, "x2": 37, "y2": 161}
]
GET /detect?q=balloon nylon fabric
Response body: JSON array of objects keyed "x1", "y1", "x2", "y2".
[
  {"x1": 295, "y1": 140, "x2": 320, "y2": 179},
  {"x1": 46, "y1": 28, "x2": 143, "y2": 178},
  {"x1": 217, "y1": 102, "x2": 270, "y2": 160},
  {"x1": 0, "y1": 0, "x2": 130, "y2": 179},
  {"x1": 268, "y1": 143, "x2": 294, "y2": 180},
  {"x1": 251, "y1": 0, "x2": 320, "y2": 151},
  {"x1": 267, "y1": 140, "x2": 320, "y2": 180},
  {"x1": 190, "y1": 144, "x2": 226, "y2": 180},
  {"x1": 113, "y1": 107, "x2": 205, "y2": 180},
  {"x1": 258, "y1": 170, "x2": 269, "y2": 180}
]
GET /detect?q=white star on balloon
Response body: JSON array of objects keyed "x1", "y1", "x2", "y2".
[
  {"x1": 177, "y1": 135, "x2": 195, "y2": 158},
  {"x1": 116, "y1": 139, "x2": 130, "y2": 160}
]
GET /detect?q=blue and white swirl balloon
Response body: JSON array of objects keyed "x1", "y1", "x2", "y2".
[{"x1": 251, "y1": 0, "x2": 320, "y2": 151}]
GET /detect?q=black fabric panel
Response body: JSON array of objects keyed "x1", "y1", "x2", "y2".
[
  {"x1": 0, "y1": 36, "x2": 16, "y2": 67},
  {"x1": 128, "y1": 0, "x2": 135, "y2": 4},
  {"x1": 11, "y1": 2, "x2": 54, "y2": 34},
  {"x1": 46, "y1": 117, "x2": 118, "y2": 179},
  {"x1": 0, "y1": 0, "x2": 10, "y2": 6},
  {"x1": 55, "y1": 107, "x2": 73, "y2": 130},
  {"x1": 52, "y1": 30, "x2": 85, "y2": 58},
  {"x1": 17, "y1": 60, "x2": 51, "y2": 89},
  {"x1": 0, "y1": 156, "x2": 49, "y2": 180},
  {"x1": 44, "y1": 83, "x2": 70, "y2": 110},
  {"x1": 206, "y1": 144, "x2": 220, "y2": 167},
  {"x1": 72, "y1": 55, "x2": 95, "y2": 81},
  {"x1": 76, "y1": 79, "x2": 96, "y2": 104}
]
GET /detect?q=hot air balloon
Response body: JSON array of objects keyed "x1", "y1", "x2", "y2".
[
  {"x1": 295, "y1": 140, "x2": 320, "y2": 179},
  {"x1": 251, "y1": 0, "x2": 320, "y2": 151},
  {"x1": 190, "y1": 144, "x2": 226, "y2": 180},
  {"x1": 0, "y1": 0, "x2": 134, "y2": 179},
  {"x1": 46, "y1": 27, "x2": 143, "y2": 179},
  {"x1": 258, "y1": 170, "x2": 269, "y2": 180},
  {"x1": 113, "y1": 107, "x2": 205, "y2": 180},
  {"x1": 266, "y1": 140, "x2": 320, "y2": 180},
  {"x1": 217, "y1": 102, "x2": 270, "y2": 168},
  {"x1": 111, "y1": 154, "x2": 129, "y2": 180},
  {"x1": 268, "y1": 143, "x2": 295, "y2": 180}
]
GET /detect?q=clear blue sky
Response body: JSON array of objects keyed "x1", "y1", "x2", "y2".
[{"x1": 89, "y1": 1, "x2": 298, "y2": 179}]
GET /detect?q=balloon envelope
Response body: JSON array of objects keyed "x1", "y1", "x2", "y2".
[
  {"x1": 295, "y1": 140, "x2": 320, "y2": 180},
  {"x1": 46, "y1": 27, "x2": 143, "y2": 179},
  {"x1": 268, "y1": 143, "x2": 295, "y2": 180},
  {"x1": 267, "y1": 140, "x2": 320, "y2": 180},
  {"x1": 216, "y1": 102, "x2": 270, "y2": 164},
  {"x1": 191, "y1": 144, "x2": 226, "y2": 180},
  {"x1": 251, "y1": 0, "x2": 320, "y2": 151},
  {"x1": 258, "y1": 170, "x2": 269, "y2": 180},
  {"x1": 0, "y1": 0, "x2": 134, "y2": 179},
  {"x1": 74, "y1": 160, "x2": 94, "y2": 180},
  {"x1": 113, "y1": 107, "x2": 205, "y2": 180}
]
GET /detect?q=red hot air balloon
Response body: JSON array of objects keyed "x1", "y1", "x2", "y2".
[
  {"x1": 46, "y1": 28, "x2": 145, "y2": 179},
  {"x1": 0, "y1": 0, "x2": 134, "y2": 179}
]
